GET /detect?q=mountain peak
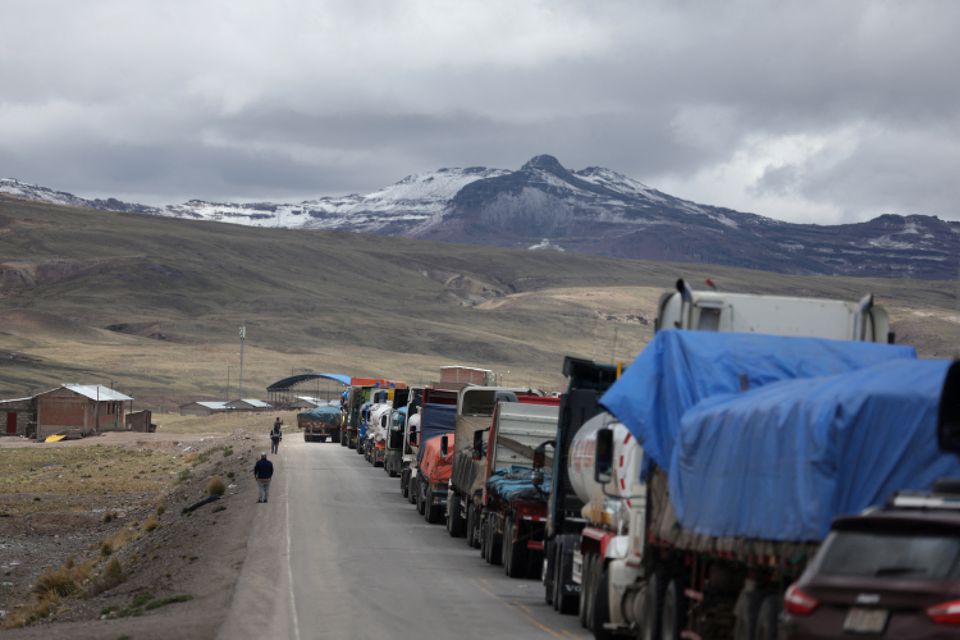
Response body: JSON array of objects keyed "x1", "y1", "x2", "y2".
[{"x1": 521, "y1": 154, "x2": 568, "y2": 175}]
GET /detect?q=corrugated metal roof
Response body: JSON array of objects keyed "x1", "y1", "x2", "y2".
[
  {"x1": 195, "y1": 401, "x2": 230, "y2": 410},
  {"x1": 62, "y1": 384, "x2": 133, "y2": 402},
  {"x1": 239, "y1": 399, "x2": 271, "y2": 408}
]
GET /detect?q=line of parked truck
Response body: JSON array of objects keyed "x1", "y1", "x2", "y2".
[{"x1": 301, "y1": 279, "x2": 960, "y2": 640}]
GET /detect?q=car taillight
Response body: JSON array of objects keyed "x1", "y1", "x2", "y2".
[
  {"x1": 927, "y1": 600, "x2": 960, "y2": 624},
  {"x1": 784, "y1": 584, "x2": 819, "y2": 616}
]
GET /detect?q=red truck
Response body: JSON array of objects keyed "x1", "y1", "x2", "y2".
[
  {"x1": 477, "y1": 397, "x2": 560, "y2": 578},
  {"x1": 417, "y1": 433, "x2": 456, "y2": 524}
]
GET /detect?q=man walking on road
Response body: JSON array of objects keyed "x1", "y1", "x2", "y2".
[
  {"x1": 254, "y1": 452, "x2": 274, "y2": 503},
  {"x1": 270, "y1": 417, "x2": 283, "y2": 454}
]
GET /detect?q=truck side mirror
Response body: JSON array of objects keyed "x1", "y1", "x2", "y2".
[
  {"x1": 409, "y1": 428, "x2": 418, "y2": 447},
  {"x1": 472, "y1": 429, "x2": 484, "y2": 460},
  {"x1": 595, "y1": 427, "x2": 614, "y2": 485},
  {"x1": 441, "y1": 434, "x2": 449, "y2": 457}
]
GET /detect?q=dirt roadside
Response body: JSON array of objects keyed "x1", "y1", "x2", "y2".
[{"x1": 0, "y1": 422, "x2": 289, "y2": 639}]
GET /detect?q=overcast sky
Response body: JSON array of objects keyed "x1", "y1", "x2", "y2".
[{"x1": 1, "y1": 0, "x2": 958, "y2": 224}]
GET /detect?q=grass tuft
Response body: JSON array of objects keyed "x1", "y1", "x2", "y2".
[{"x1": 206, "y1": 476, "x2": 226, "y2": 497}]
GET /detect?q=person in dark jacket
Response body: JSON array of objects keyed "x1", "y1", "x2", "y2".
[
  {"x1": 254, "y1": 452, "x2": 274, "y2": 503},
  {"x1": 270, "y1": 417, "x2": 283, "y2": 454}
]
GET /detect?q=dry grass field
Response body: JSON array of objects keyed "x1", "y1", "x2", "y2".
[{"x1": 1, "y1": 194, "x2": 957, "y2": 406}]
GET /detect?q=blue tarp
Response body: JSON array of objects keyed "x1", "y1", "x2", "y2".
[
  {"x1": 486, "y1": 465, "x2": 552, "y2": 502},
  {"x1": 417, "y1": 403, "x2": 456, "y2": 463},
  {"x1": 601, "y1": 331, "x2": 917, "y2": 473},
  {"x1": 301, "y1": 405, "x2": 340, "y2": 422},
  {"x1": 672, "y1": 359, "x2": 957, "y2": 541}
]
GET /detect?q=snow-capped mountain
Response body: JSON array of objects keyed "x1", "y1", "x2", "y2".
[{"x1": 2, "y1": 156, "x2": 958, "y2": 279}]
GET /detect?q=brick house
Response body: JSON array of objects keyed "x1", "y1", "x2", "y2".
[{"x1": 35, "y1": 384, "x2": 133, "y2": 440}]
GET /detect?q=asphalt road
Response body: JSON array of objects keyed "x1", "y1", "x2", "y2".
[{"x1": 219, "y1": 436, "x2": 591, "y2": 640}]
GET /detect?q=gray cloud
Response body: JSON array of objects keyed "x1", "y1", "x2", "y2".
[{"x1": 0, "y1": 0, "x2": 957, "y2": 221}]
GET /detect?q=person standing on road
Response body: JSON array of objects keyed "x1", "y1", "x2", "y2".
[
  {"x1": 270, "y1": 417, "x2": 283, "y2": 454},
  {"x1": 254, "y1": 452, "x2": 274, "y2": 503}
]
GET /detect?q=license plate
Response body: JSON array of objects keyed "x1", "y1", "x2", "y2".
[{"x1": 843, "y1": 608, "x2": 888, "y2": 634}]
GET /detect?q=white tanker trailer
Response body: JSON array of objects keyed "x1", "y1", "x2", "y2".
[{"x1": 566, "y1": 413, "x2": 646, "y2": 634}]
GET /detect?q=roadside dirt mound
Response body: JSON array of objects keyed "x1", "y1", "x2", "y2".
[{"x1": 0, "y1": 430, "x2": 264, "y2": 639}]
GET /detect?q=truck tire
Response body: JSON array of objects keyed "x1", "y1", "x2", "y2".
[
  {"x1": 580, "y1": 552, "x2": 595, "y2": 627},
  {"x1": 755, "y1": 594, "x2": 781, "y2": 640},
  {"x1": 303, "y1": 433, "x2": 310, "y2": 442},
  {"x1": 640, "y1": 571, "x2": 663, "y2": 640},
  {"x1": 425, "y1": 486, "x2": 442, "y2": 524},
  {"x1": 505, "y1": 517, "x2": 527, "y2": 578},
  {"x1": 591, "y1": 568, "x2": 615, "y2": 640},
  {"x1": 408, "y1": 476, "x2": 417, "y2": 504},
  {"x1": 449, "y1": 497, "x2": 465, "y2": 538},
  {"x1": 489, "y1": 520, "x2": 502, "y2": 566},
  {"x1": 466, "y1": 505, "x2": 480, "y2": 549},
  {"x1": 660, "y1": 578, "x2": 686, "y2": 640},
  {"x1": 733, "y1": 590, "x2": 762, "y2": 640},
  {"x1": 544, "y1": 541, "x2": 555, "y2": 606},
  {"x1": 553, "y1": 541, "x2": 578, "y2": 615},
  {"x1": 480, "y1": 516, "x2": 489, "y2": 561},
  {"x1": 417, "y1": 481, "x2": 427, "y2": 515},
  {"x1": 319, "y1": 436, "x2": 326, "y2": 443}
]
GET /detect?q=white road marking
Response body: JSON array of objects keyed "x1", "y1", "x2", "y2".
[{"x1": 285, "y1": 465, "x2": 302, "y2": 640}]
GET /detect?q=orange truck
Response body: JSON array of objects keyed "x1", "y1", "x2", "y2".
[{"x1": 416, "y1": 433, "x2": 455, "y2": 524}]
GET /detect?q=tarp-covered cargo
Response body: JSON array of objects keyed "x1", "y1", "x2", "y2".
[
  {"x1": 671, "y1": 358, "x2": 958, "y2": 542},
  {"x1": 487, "y1": 465, "x2": 552, "y2": 503},
  {"x1": 299, "y1": 405, "x2": 341, "y2": 421},
  {"x1": 420, "y1": 434, "x2": 455, "y2": 483},
  {"x1": 601, "y1": 331, "x2": 917, "y2": 472},
  {"x1": 417, "y1": 403, "x2": 456, "y2": 463}
]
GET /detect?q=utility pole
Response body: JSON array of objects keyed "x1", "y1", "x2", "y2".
[{"x1": 238, "y1": 323, "x2": 246, "y2": 400}]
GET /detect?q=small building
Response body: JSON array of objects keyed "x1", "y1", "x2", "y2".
[
  {"x1": 0, "y1": 396, "x2": 36, "y2": 437},
  {"x1": 179, "y1": 401, "x2": 231, "y2": 417},
  {"x1": 225, "y1": 398, "x2": 272, "y2": 412},
  {"x1": 35, "y1": 384, "x2": 133, "y2": 440},
  {"x1": 125, "y1": 410, "x2": 156, "y2": 432}
]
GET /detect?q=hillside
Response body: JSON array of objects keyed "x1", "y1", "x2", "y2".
[
  {"x1": 4, "y1": 155, "x2": 958, "y2": 280},
  {"x1": 0, "y1": 195, "x2": 957, "y2": 405}
]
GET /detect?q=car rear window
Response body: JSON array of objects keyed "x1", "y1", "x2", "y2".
[{"x1": 815, "y1": 530, "x2": 960, "y2": 580}]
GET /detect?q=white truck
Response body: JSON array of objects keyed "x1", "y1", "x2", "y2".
[{"x1": 542, "y1": 278, "x2": 896, "y2": 638}]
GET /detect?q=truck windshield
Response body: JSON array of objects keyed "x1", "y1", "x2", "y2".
[{"x1": 814, "y1": 530, "x2": 960, "y2": 580}]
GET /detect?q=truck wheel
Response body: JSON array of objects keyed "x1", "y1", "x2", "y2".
[
  {"x1": 592, "y1": 567, "x2": 615, "y2": 640},
  {"x1": 544, "y1": 541, "x2": 555, "y2": 606},
  {"x1": 466, "y1": 505, "x2": 480, "y2": 549},
  {"x1": 505, "y1": 518, "x2": 526, "y2": 578},
  {"x1": 733, "y1": 590, "x2": 762, "y2": 640},
  {"x1": 449, "y1": 498, "x2": 465, "y2": 537},
  {"x1": 480, "y1": 517, "x2": 489, "y2": 561},
  {"x1": 755, "y1": 594, "x2": 781, "y2": 640},
  {"x1": 408, "y1": 477, "x2": 418, "y2": 504},
  {"x1": 553, "y1": 541, "x2": 578, "y2": 615},
  {"x1": 489, "y1": 520, "x2": 502, "y2": 566},
  {"x1": 660, "y1": 578, "x2": 686, "y2": 640},
  {"x1": 417, "y1": 481, "x2": 427, "y2": 515},
  {"x1": 579, "y1": 553, "x2": 594, "y2": 627},
  {"x1": 425, "y1": 487, "x2": 442, "y2": 523},
  {"x1": 319, "y1": 436, "x2": 326, "y2": 443},
  {"x1": 640, "y1": 571, "x2": 663, "y2": 640}
]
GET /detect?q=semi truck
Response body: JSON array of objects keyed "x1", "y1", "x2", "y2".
[
  {"x1": 446, "y1": 385, "x2": 539, "y2": 542},
  {"x1": 587, "y1": 340, "x2": 953, "y2": 639},
  {"x1": 341, "y1": 379, "x2": 406, "y2": 449},
  {"x1": 476, "y1": 397, "x2": 560, "y2": 578},
  {"x1": 384, "y1": 388, "x2": 414, "y2": 477},
  {"x1": 541, "y1": 280, "x2": 896, "y2": 624},
  {"x1": 298, "y1": 405, "x2": 342, "y2": 443},
  {"x1": 407, "y1": 388, "x2": 457, "y2": 509},
  {"x1": 417, "y1": 433, "x2": 456, "y2": 524}
]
